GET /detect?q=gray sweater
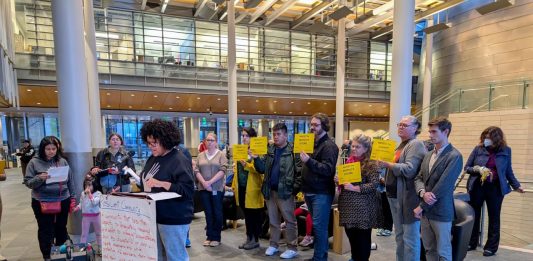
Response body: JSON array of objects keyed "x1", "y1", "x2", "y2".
[{"x1": 24, "y1": 157, "x2": 75, "y2": 202}]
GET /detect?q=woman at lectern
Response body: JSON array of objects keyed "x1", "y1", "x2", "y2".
[{"x1": 138, "y1": 119, "x2": 195, "y2": 261}]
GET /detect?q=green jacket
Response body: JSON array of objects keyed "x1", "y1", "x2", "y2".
[{"x1": 254, "y1": 143, "x2": 302, "y2": 200}]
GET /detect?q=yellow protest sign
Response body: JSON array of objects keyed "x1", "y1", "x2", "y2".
[
  {"x1": 337, "y1": 162, "x2": 362, "y2": 184},
  {"x1": 294, "y1": 133, "x2": 315, "y2": 153},
  {"x1": 250, "y1": 137, "x2": 268, "y2": 155},
  {"x1": 233, "y1": 144, "x2": 248, "y2": 161},
  {"x1": 370, "y1": 139, "x2": 397, "y2": 162}
]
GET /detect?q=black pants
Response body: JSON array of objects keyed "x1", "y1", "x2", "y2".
[
  {"x1": 468, "y1": 180, "x2": 504, "y2": 252},
  {"x1": 345, "y1": 227, "x2": 372, "y2": 261},
  {"x1": 239, "y1": 186, "x2": 263, "y2": 242},
  {"x1": 380, "y1": 191, "x2": 393, "y2": 231},
  {"x1": 31, "y1": 198, "x2": 70, "y2": 259}
]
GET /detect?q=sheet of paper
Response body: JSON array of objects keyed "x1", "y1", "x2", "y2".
[
  {"x1": 337, "y1": 162, "x2": 362, "y2": 184},
  {"x1": 233, "y1": 144, "x2": 249, "y2": 161},
  {"x1": 370, "y1": 139, "x2": 397, "y2": 162},
  {"x1": 294, "y1": 133, "x2": 315, "y2": 153},
  {"x1": 46, "y1": 165, "x2": 69, "y2": 184},
  {"x1": 113, "y1": 192, "x2": 181, "y2": 201},
  {"x1": 250, "y1": 137, "x2": 268, "y2": 155}
]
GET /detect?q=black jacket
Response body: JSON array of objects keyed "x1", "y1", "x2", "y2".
[
  {"x1": 94, "y1": 147, "x2": 136, "y2": 190},
  {"x1": 17, "y1": 145, "x2": 36, "y2": 164},
  {"x1": 301, "y1": 134, "x2": 339, "y2": 195},
  {"x1": 139, "y1": 148, "x2": 194, "y2": 225}
]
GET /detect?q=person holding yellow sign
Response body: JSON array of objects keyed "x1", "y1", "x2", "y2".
[
  {"x1": 338, "y1": 134, "x2": 381, "y2": 261},
  {"x1": 231, "y1": 127, "x2": 265, "y2": 250}
]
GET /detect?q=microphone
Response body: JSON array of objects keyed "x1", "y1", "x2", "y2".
[
  {"x1": 117, "y1": 151, "x2": 135, "y2": 164},
  {"x1": 123, "y1": 166, "x2": 141, "y2": 185}
]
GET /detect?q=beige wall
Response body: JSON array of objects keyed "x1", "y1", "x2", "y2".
[
  {"x1": 431, "y1": 0, "x2": 533, "y2": 99},
  {"x1": 347, "y1": 121, "x2": 389, "y2": 139},
  {"x1": 449, "y1": 109, "x2": 533, "y2": 248}
]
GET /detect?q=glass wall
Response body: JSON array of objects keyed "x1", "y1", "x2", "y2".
[{"x1": 13, "y1": 0, "x2": 392, "y2": 81}]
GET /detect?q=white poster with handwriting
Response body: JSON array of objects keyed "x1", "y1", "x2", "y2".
[{"x1": 101, "y1": 195, "x2": 158, "y2": 261}]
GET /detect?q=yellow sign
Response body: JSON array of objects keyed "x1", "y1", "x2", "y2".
[
  {"x1": 294, "y1": 133, "x2": 315, "y2": 153},
  {"x1": 233, "y1": 144, "x2": 248, "y2": 162},
  {"x1": 337, "y1": 162, "x2": 362, "y2": 184},
  {"x1": 250, "y1": 137, "x2": 268, "y2": 155},
  {"x1": 370, "y1": 139, "x2": 397, "y2": 162}
]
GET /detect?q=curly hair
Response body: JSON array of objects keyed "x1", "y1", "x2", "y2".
[
  {"x1": 37, "y1": 136, "x2": 66, "y2": 162},
  {"x1": 312, "y1": 112, "x2": 330, "y2": 132},
  {"x1": 479, "y1": 126, "x2": 507, "y2": 151},
  {"x1": 140, "y1": 119, "x2": 181, "y2": 150},
  {"x1": 242, "y1": 127, "x2": 257, "y2": 138}
]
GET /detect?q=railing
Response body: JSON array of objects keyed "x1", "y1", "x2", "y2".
[
  {"x1": 414, "y1": 80, "x2": 530, "y2": 119},
  {"x1": 14, "y1": 53, "x2": 392, "y2": 100}
]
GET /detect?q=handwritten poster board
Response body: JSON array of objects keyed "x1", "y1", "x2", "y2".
[
  {"x1": 233, "y1": 144, "x2": 249, "y2": 161},
  {"x1": 294, "y1": 134, "x2": 315, "y2": 153},
  {"x1": 101, "y1": 195, "x2": 158, "y2": 261},
  {"x1": 337, "y1": 162, "x2": 362, "y2": 184},
  {"x1": 370, "y1": 139, "x2": 397, "y2": 162},
  {"x1": 250, "y1": 137, "x2": 268, "y2": 155}
]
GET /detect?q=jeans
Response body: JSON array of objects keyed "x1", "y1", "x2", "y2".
[
  {"x1": 31, "y1": 198, "x2": 70, "y2": 259},
  {"x1": 157, "y1": 223, "x2": 189, "y2": 261},
  {"x1": 305, "y1": 193, "x2": 333, "y2": 261},
  {"x1": 420, "y1": 217, "x2": 452, "y2": 261},
  {"x1": 265, "y1": 191, "x2": 298, "y2": 250},
  {"x1": 388, "y1": 197, "x2": 420, "y2": 261},
  {"x1": 199, "y1": 190, "x2": 224, "y2": 241}
]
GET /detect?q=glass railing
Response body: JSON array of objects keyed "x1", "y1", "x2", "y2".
[
  {"x1": 14, "y1": 53, "x2": 392, "y2": 100},
  {"x1": 416, "y1": 80, "x2": 530, "y2": 119}
]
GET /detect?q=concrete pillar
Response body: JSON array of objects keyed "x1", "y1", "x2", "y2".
[
  {"x1": 183, "y1": 117, "x2": 200, "y2": 153},
  {"x1": 83, "y1": 0, "x2": 105, "y2": 153},
  {"x1": 421, "y1": 18, "x2": 434, "y2": 128},
  {"x1": 258, "y1": 120, "x2": 270, "y2": 137},
  {"x1": 388, "y1": 0, "x2": 415, "y2": 142},
  {"x1": 51, "y1": 0, "x2": 93, "y2": 237},
  {"x1": 335, "y1": 19, "x2": 346, "y2": 147},
  {"x1": 227, "y1": 0, "x2": 238, "y2": 147}
]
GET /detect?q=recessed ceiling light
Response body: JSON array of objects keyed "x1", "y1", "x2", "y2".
[
  {"x1": 241, "y1": 110, "x2": 245, "y2": 112},
  {"x1": 324, "y1": 102, "x2": 327, "y2": 105},
  {"x1": 128, "y1": 106, "x2": 132, "y2": 109},
  {"x1": 149, "y1": 106, "x2": 153, "y2": 109},
  {"x1": 273, "y1": 100, "x2": 278, "y2": 103},
  {"x1": 106, "y1": 105, "x2": 111, "y2": 108},
  {"x1": 332, "y1": 113, "x2": 335, "y2": 115},
  {"x1": 27, "y1": 89, "x2": 32, "y2": 92},
  {"x1": 384, "y1": 114, "x2": 388, "y2": 116},
  {"x1": 345, "y1": 114, "x2": 349, "y2": 116},
  {"x1": 188, "y1": 108, "x2": 191, "y2": 110},
  {"x1": 54, "y1": 90, "x2": 58, "y2": 93},
  {"x1": 258, "y1": 110, "x2": 261, "y2": 113},
  {"x1": 371, "y1": 114, "x2": 375, "y2": 116},
  {"x1": 290, "y1": 101, "x2": 294, "y2": 104},
  {"x1": 289, "y1": 112, "x2": 293, "y2": 114},
  {"x1": 130, "y1": 94, "x2": 135, "y2": 97},
  {"x1": 153, "y1": 95, "x2": 158, "y2": 98},
  {"x1": 36, "y1": 102, "x2": 41, "y2": 105},
  {"x1": 274, "y1": 111, "x2": 277, "y2": 114},
  {"x1": 369, "y1": 104, "x2": 373, "y2": 107},
  {"x1": 217, "y1": 98, "x2": 221, "y2": 101},
  {"x1": 196, "y1": 97, "x2": 201, "y2": 100},
  {"x1": 106, "y1": 93, "x2": 110, "y2": 95},
  {"x1": 353, "y1": 104, "x2": 358, "y2": 106},
  {"x1": 382, "y1": 105, "x2": 386, "y2": 108},
  {"x1": 255, "y1": 100, "x2": 259, "y2": 102},
  {"x1": 169, "y1": 107, "x2": 173, "y2": 110},
  {"x1": 307, "y1": 102, "x2": 311, "y2": 105},
  {"x1": 304, "y1": 112, "x2": 307, "y2": 114},
  {"x1": 237, "y1": 99, "x2": 241, "y2": 102},
  {"x1": 176, "y1": 96, "x2": 180, "y2": 99},
  {"x1": 359, "y1": 113, "x2": 363, "y2": 116},
  {"x1": 224, "y1": 109, "x2": 227, "y2": 112}
]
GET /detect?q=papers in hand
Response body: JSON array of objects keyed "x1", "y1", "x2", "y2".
[
  {"x1": 46, "y1": 166, "x2": 69, "y2": 184},
  {"x1": 114, "y1": 192, "x2": 181, "y2": 201}
]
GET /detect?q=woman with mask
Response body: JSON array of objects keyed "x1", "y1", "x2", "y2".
[{"x1": 465, "y1": 126, "x2": 524, "y2": 256}]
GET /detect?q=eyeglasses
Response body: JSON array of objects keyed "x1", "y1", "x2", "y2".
[
  {"x1": 309, "y1": 123, "x2": 321, "y2": 127},
  {"x1": 147, "y1": 141, "x2": 159, "y2": 147},
  {"x1": 396, "y1": 123, "x2": 413, "y2": 128},
  {"x1": 205, "y1": 139, "x2": 216, "y2": 142}
]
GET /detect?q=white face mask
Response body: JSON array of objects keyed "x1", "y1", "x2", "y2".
[{"x1": 483, "y1": 138, "x2": 493, "y2": 147}]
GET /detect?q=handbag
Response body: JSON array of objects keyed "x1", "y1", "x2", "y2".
[{"x1": 40, "y1": 182, "x2": 62, "y2": 214}]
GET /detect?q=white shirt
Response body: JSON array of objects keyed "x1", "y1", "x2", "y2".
[{"x1": 429, "y1": 143, "x2": 449, "y2": 172}]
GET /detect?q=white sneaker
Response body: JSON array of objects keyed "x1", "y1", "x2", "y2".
[
  {"x1": 280, "y1": 249, "x2": 298, "y2": 259},
  {"x1": 265, "y1": 246, "x2": 279, "y2": 256}
]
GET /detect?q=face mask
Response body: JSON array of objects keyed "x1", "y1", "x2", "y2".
[{"x1": 483, "y1": 139, "x2": 493, "y2": 147}]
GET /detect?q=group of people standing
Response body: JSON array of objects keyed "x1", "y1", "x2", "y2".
[{"x1": 18, "y1": 112, "x2": 525, "y2": 261}]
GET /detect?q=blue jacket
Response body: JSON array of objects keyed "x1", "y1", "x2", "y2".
[{"x1": 464, "y1": 146, "x2": 521, "y2": 196}]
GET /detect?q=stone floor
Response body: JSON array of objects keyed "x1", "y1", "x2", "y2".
[{"x1": 1, "y1": 168, "x2": 532, "y2": 260}]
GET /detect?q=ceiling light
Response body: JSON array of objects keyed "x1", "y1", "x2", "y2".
[
  {"x1": 241, "y1": 110, "x2": 245, "y2": 112},
  {"x1": 106, "y1": 93, "x2": 110, "y2": 96},
  {"x1": 153, "y1": 95, "x2": 158, "y2": 98},
  {"x1": 224, "y1": 109, "x2": 228, "y2": 112},
  {"x1": 169, "y1": 107, "x2": 173, "y2": 110},
  {"x1": 307, "y1": 102, "x2": 311, "y2": 105},
  {"x1": 258, "y1": 110, "x2": 261, "y2": 113},
  {"x1": 324, "y1": 102, "x2": 327, "y2": 105},
  {"x1": 369, "y1": 104, "x2": 373, "y2": 107},
  {"x1": 176, "y1": 96, "x2": 180, "y2": 99},
  {"x1": 274, "y1": 112, "x2": 277, "y2": 114},
  {"x1": 106, "y1": 105, "x2": 111, "y2": 108},
  {"x1": 345, "y1": 114, "x2": 349, "y2": 116},
  {"x1": 255, "y1": 100, "x2": 259, "y2": 102},
  {"x1": 289, "y1": 112, "x2": 293, "y2": 114},
  {"x1": 149, "y1": 107, "x2": 153, "y2": 109},
  {"x1": 188, "y1": 108, "x2": 191, "y2": 110},
  {"x1": 54, "y1": 90, "x2": 58, "y2": 93},
  {"x1": 26, "y1": 89, "x2": 32, "y2": 92},
  {"x1": 304, "y1": 112, "x2": 307, "y2": 114},
  {"x1": 359, "y1": 113, "x2": 363, "y2": 116},
  {"x1": 237, "y1": 99, "x2": 241, "y2": 102},
  {"x1": 36, "y1": 102, "x2": 41, "y2": 105},
  {"x1": 197, "y1": 97, "x2": 201, "y2": 100},
  {"x1": 130, "y1": 94, "x2": 135, "y2": 97},
  {"x1": 128, "y1": 106, "x2": 132, "y2": 108},
  {"x1": 273, "y1": 100, "x2": 278, "y2": 103},
  {"x1": 291, "y1": 101, "x2": 295, "y2": 104},
  {"x1": 217, "y1": 98, "x2": 221, "y2": 101}
]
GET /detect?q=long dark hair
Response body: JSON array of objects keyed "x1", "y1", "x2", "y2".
[
  {"x1": 479, "y1": 126, "x2": 507, "y2": 151},
  {"x1": 38, "y1": 136, "x2": 66, "y2": 162}
]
